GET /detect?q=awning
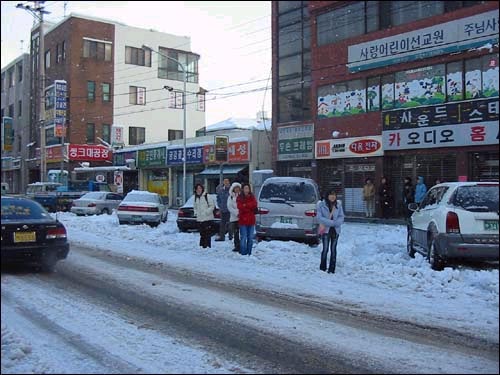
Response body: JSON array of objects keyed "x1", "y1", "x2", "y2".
[{"x1": 197, "y1": 165, "x2": 246, "y2": 176}]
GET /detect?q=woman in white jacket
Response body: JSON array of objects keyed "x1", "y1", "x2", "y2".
[
  {"x1": 193, "y1": 183, "x2": 216, "y2": 249},
  {"x1": 227, "y1": 182, "x2": 241, "y2": 252}
]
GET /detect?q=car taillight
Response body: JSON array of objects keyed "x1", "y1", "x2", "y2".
[
  {"x1": 178, "y1": 209, "x2": 186, "y2": 217},
  {"x1": 446, "y1": 212, "x2": 460, "y2": 233},
  {"x1": 118, "y1": 206, "x2": 158, "y2": 212},
  {"x1": 304, "y1": 209, "x2": 316, "y2": 217},
  {"x1": 257, "y1": 208, "x2": 269, "y2": 215},
  {"x1": 88, "y1": 203, "x2": 96, "y2": 207},
  {"x1": 214, "y1": 210, "x2": 221, "y2": 219},
  {"x1": 46, "y1": 227, "x2": 67, "y2": 239}
]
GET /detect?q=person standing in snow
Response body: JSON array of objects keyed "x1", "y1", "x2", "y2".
[
  {"x1": 378, "y1": 176, "x2": 393, "y2": 219},
  {"x1": 317, "y1": 189, "x2": 345, "y2": 274},
  {"x1": 227, "y1": 182, "x2": 241, "y2": 252},
  {"x1": 215, "y1": 178, "x2": 231, "y2": 241},
  {"x1": 414, "y1": 176, "x2": 427, "y2": 205},
  {"x1": 237, "y1": 183, "x2": 258, "y2": 256},
  {"x1": 362, "y1": 178, "x2": 376, "y2": 217},
  {"x1": 402, "y1": 176, "x2": 415, "y2": 219},
  {"x1": 193, "y1": 183, "x2": 216, "y2": 249}
]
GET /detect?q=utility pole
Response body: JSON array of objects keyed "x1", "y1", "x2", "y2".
[{"x1": 16, "y1": 1, "x2": 50, "y2": 182}]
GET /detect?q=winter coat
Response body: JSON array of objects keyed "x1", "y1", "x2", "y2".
[
  {"x1": 403, "y1": 182, "x2": 415, "y2": 204},
  {"x1": 414, "y1": 176, "x2": 427, "y2": 204},
  {"x1": 362, "y1": 183, "x2": 375, "y2": 201},
  {"x1": 237, "y1": 193, "x2": 257, "y2": 226},
  {"x1": 227, "y1": 182, "x2": 241, "y2": 222},
  {"x1": 378, "y1": 183, "x2": 392, "y2": 207},
  {"x1": 193, "y1": 192, "x2": 215, "y2": 223},
  {"x1": 216, "y1": 183, "x2": 230, "y2": 213},
  {"x1": 317, "y1": 199, "x2": 345, "y2": 235}
]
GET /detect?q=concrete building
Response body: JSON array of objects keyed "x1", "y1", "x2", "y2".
[
  {"x1": 1, "y1": 53, "x2": 31, "y2": 193},
  {"x1": 272, "y1": 1, "x2": 499, "y2": 218},
  {"x1": 27, "y1": 13, "x2": 205, "y2": 185}
]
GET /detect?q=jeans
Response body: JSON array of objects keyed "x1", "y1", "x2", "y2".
[
  {"x1": 229, "y1": 221, "x2": 240, "y2": 250},
  {"x1": 320, "y1": 228, "x2": 339, "y2": 273},
  {"x1": 199, "y1": 221, "x2": 212, "y2": 248},
  {"x1": 219, "y1": 211, "x2": 230, "y2": 239},
  {"x1": 240, "y1": 225, "x2": 255, "y2": 255}
]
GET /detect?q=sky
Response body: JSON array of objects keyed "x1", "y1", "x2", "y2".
[
  {"x1": 2, "y1": 210, "x2": 498, "y2": 373},
  {"x1": 0, "y1": 1, "x2": 272, "y2": 125}
]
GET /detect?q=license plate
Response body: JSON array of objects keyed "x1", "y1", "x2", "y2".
[
  {"x1": 280, "y1": 216, "x2": 293, "y2": 224},
  {"x1": 14, "y1": 231, "x2": 36, "y2": 243},
  {"x1": 132, "y1": 216, "x2": 143, "y2": 221},
  {"x1": 484, "y1": 220, "x2": 498, "y2": 231}
]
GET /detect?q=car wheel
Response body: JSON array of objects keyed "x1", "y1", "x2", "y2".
[
  {"x1": 118, "y1": 220, "x2": 126, "y2": 225},
  {"x1": 428, "y1": 238, "x2": 445, "y2": 271},
  {"x1": 101, "y1": 208, "x2": 110, "y2": 215},
  {"x1": 407, "y1": 228, "x2": 416, "y2": 258},
  {"x1": 150, "y1": 222, "x2": 160, "y2": 228}
]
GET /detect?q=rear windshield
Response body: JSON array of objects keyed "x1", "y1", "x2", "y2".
[
  {"x1": 259, "y1": 182, "x2": 318, "y2": 204},
  {"x1": 81, "y1": 192, "x2": 106, "y2": 200},
  {"x1": 1, "y1": 199, "x2": 52, "y2": 220},
  {"x1": 451, "y1": 185, "x2": 499, "y2": 212},
  {"x1": 123, "y1": 193, "x2": 159, "y2": 203}
]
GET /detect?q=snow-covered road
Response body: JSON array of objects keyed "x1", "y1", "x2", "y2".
[{"x1": 2, "y1": 211, "x2": 499, "y2": 373}]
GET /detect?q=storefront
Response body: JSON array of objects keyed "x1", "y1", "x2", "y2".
[
  {"x1": 315, "y1": 136, "x2": 384, "y2": 216},
  {"x1": 137, "y1": 146, "x2": 169, "y2": 203},
  {"x1": 113, "y1": 150, "x2": 139, "y2": 194}
]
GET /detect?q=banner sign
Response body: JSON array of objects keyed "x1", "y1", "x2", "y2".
[
  {"x1": 215, "y1": 135, "x2": 229, "y2": 162},
  {"x1": 2, "y1": 116, "x2": 14, "y2": 152},
  {"x1": 167, "y1": 146, "x2": 204, "y2": 166},
  {"x1": 277, "y1": 124, "x2": 314, "y2": 161},
  {"x1": 382, "y1": 98, "x2": 499, "y2": 131},
  {"x1": 203, "y1": 140, "x2": 250, "y2": 164},
  {"x1": 348, "y1": 10, "x2": 499, "y2": 72},
  {"x1": 137, "y1": 147, "x2": 166, "y2": 168},
  {"x1": 111, "y1": 125, "x2": 125, "y2": 147},
  {"x1": 382, "y1": 121, "x2": 498, "y2": 150},
  {"x1": 315, "y1": 136, "x2": 384, "y2": 159},
  {"x1": 68, "y1": 144, "x2": 112, "y2": 161}
]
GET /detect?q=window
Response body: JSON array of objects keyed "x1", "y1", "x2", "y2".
[
  {"x1": 8, "y1": 68, "x2": 14, "y2": 88},
  {"x1": 317, "y1": 2, "x2": 365, "y2": 46},
  {"x1": 158, "y1": 47, "x2": 199, "y2": 83},
  {"x1": 86, "y1": 123, "x2": 95, "y2": 144},
  {"x1": 381, "y1": 74, "x2": 395, "y2": 109},
  {"x1": 56, "y1": 44, "x2": 61, "y2": 64},
  {"x1": 367, "y1": 77, "x2": 381, "y2": 111},
  {"x1": 168, "y1": 91, "x2": 184, "y2": 109},
  {"x1": 125, "y1": 46, "x2": 151, "y2": 67},
  {"x1": 17, "y1": 63, "x2": 23, "y2": 82},
  {"x1": 446, "y1": 61, "x2": 463, "y2": 101},
  {"x1": 1, "y1": 72, "x2": 4, "y2": 92},
  {"x1": 465, "y1": 58, "x2": 482, "y2": 99},
  {"x1": 18, "y1": 100, "x2": 22, "y2": 117},
  {"x1": 129, "y1": 86, "x2": 146, "y2": 105},
  {"x1": 101, "y1": 83, "x2": 111, "y2": 102},
  {"x1": 168, "y1": 129, "x2": 183, "y2": 141},
  {"x1": 380, "y1": 1, "x2": 444, "y2": 29},
  {"x1": 317, "y1": 79, "x2": 366, "y2": 118},
  {"x1": 62, "y1": 41, "x2": 66, "y2": 60},
  {"x1": 129, "y1": 127, "x2": 145, "y2": 145},
  {"x1": 482, "y1": 54, "x2": 499, "y2": 98},
  {"x1": 45, "y1": 50, "x2": 51, "y2": 70},
  {"x1": 83, "y1": 39, "x2": 112, "y2": 61},
  {"x1": 102, "y1": 124, "x2": 111, "y2": 144},
  {"x1": 87, "y1": 81, "x2": 96, "y2": 102},
  {"x1": 9, "y1": 104, "x2": 14, "y2": 117}
]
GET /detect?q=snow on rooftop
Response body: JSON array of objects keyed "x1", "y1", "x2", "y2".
[{"x1": 205, "y1": 118, "x2": 271, "y2": 132}]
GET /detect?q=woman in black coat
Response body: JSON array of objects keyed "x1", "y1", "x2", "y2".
[{"x1": 378, "y1": 177, "x2": 393, "y2": 219}]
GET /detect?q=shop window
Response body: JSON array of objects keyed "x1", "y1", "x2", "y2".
[
  {"x1": 367, "y1": 77, "x2": 380, "y2": 112},
  {"x1": 481, "y1": 54, "x2": 499, "y2": 98},
  {"x1": 317, "y1": 79, "x2": 366, "y2": 118},
  {"x1": 394, "y1": 64, "x2": 445, "y2": 108},
  {"x1": 465, "y1": 58, "x2": 482, "y2": 99},
  {"x1": 381, "y1": 74, "x2": 395, "y2": 110}
]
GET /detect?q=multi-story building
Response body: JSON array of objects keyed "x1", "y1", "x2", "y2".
[
  {"x1": 27, "y1": 13, "x2": 205, "y2": 185},
  {"x1": 272, "y1": 1, "x2": 499, "y2": 217},
  {"x1": 1, "y1": 53, "x2": 31, "y2": 193}
]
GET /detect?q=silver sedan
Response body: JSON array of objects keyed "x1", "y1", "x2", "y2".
[{"x1": 71, "y1": 192, "x2": 123, "y2": 216}]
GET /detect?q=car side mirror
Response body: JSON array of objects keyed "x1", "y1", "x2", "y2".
[{"x1": 408, "y1": 203, "x2": 419, "y2": 212}]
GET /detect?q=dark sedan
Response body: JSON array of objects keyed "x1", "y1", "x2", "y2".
[
  {"x1": 1, "y1": 196, "x2": 70, "y2": 272},
  {"x1": 176, "y1": 194, "x2": 220, "y2": 233}
]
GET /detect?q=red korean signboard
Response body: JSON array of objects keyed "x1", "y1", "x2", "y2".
[
  {"x1": 349, "y1": 139, "x2": 381, "y2": 154},
  {"x1": 203, "y1": 140, "x2": 250, "y2": 164},
  {"x1": 68, "y1": 144, "x2": 112, "y2": 161}
]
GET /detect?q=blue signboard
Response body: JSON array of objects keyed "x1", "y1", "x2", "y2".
[
  {"x1": 55, "y1": 80, "x2": 67, "y2": 126},
  {"x1": 167, "y1": 146, "x2": 204, "y2": 166}
]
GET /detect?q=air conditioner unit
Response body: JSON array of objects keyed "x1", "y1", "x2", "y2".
[{"x1": 176, "y1": 197, "x2": 183, "y2": 207}]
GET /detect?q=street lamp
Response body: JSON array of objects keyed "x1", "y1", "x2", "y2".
[{"x1": 142, "y1": 44, "x2": 187, "y2": 205}]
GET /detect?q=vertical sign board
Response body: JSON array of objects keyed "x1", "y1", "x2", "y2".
[
  {"x1": 54, "y1": 80, "x2": 67, "y2": 137},
  {"x1": 215, "y1": 135, "x2": 229, "y2": 162},
  {"x1": 2, "y1": 117, "x2": 14, "y2": 152},
  {"x1": 111, "y1": 125, "x2": 125, "y2": 147}
]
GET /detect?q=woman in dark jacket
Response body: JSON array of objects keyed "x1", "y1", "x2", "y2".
[
  {"x1": 402, "y1": 177, "x2": 414, "y2": 219},
  {"x1": 236, "y1": 183, "x2": 258, "y2": 256},
  {"x1": 378, "y1": 177, "x2": 393, "y2": 219}
]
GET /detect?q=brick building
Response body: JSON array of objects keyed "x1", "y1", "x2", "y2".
[{"x1": 272, "y1": 1, "x2": 499, "y2": 217}]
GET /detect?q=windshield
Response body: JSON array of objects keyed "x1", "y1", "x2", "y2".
[
  {"x1": 451, "y1": 185, "x2": 499, "y2": 212},
  {"x1": 26, "y1": 184, "x2": 60, "y2": 194},
  {"x1": 1, "y1": 198, "x2": 52, "y2": 220},
  {"x1": 259, "y1": 182, "x2": 318, "y2": 204}
]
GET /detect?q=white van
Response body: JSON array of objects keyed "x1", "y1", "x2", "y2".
[{"x1": 256, "y1": 177, "x2": 321, "y2": 246}]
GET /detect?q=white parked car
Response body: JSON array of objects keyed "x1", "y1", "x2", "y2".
[
  {"x1": 71, "y1": 192, "x2": 123, "y2": 215},
  {"x1": 117, "y1": 190, "x2": 168, "y2": 227},
  {"x1": 407, "y1": 181, "x2": 499, "y2": 270}
]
